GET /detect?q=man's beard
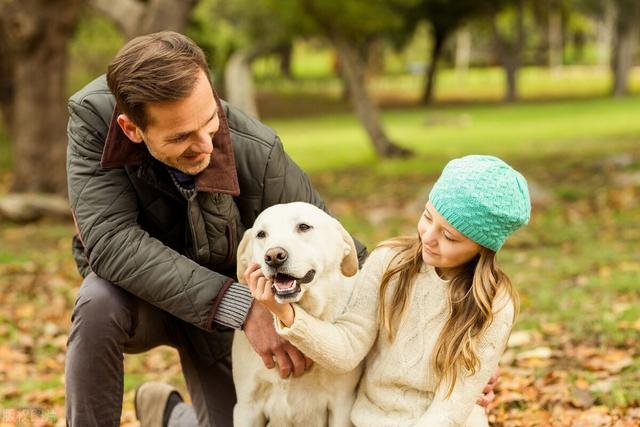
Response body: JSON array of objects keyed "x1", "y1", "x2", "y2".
[{"x1": 145, "y1": 142, "x2": 211, "y2": 175}]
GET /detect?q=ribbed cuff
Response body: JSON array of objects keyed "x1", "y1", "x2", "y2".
[{"x1": 212, "y1": 282, "x2": 253, "y2": 329}]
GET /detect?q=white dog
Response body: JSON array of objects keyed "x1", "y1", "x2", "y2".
[{"x1": 232, "y1": 202, "x2": 362, "y2": 427}]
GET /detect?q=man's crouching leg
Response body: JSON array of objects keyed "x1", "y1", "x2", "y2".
[
  {"x1": 169, "y1": 318, "x2": 235, "y2": 427},
  {"x1": 65, "y1": 273, "x2": 138, "y2": 426}
]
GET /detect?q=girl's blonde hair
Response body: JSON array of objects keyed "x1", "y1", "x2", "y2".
[{"x1": 376, "y1": 235, "x2": 519, "y2": 397}]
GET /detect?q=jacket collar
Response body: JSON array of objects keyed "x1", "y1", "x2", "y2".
[{"x1": 100, "y1": 90, "x2": 240, "y2": 196}]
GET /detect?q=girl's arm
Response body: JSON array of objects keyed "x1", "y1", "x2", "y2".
[
  {"x1": 249, "y1": 247, "x2": 392, "y2": 373},
  {"x1": 414, "y1": 295, "x2": 515, "y2": 427}
]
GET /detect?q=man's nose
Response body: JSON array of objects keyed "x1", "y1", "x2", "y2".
[{"x1": 192, "y1": 132, "x2": 213, "y2": 153}]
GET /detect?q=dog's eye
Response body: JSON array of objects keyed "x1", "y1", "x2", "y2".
[
  {"x1": 297, "y1": 223, "x2": 312, "y2": 232},
  {"x1": 256, "y1": 230, "x2": 266, "y2": 239}
]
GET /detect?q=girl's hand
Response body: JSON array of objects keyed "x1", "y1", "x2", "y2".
[{"x1": 244, "y1": 263, "x2": 295, "y2": 326}]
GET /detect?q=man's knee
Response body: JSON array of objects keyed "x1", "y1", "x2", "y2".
[{"x1": 70, "y1": 273, "x2": 136, "y2": 339}]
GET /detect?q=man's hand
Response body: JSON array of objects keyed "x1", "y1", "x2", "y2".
[
  {"x1": 476, "y1": 369, "x2": 499, "y2": 411},
  {"x1": 242, "y1": 294, "x2": 311, "y2": 379}
]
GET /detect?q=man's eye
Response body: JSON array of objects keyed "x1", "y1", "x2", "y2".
[
  {"x1": 297, "y1": 223, "x2": 312, "y2": 232},
  {"x1": 169, "y1": 136, "x2": 188, "y2": 143},
  {"x1": 256, "y1": 230, "x2": 266, "y2": 239}
]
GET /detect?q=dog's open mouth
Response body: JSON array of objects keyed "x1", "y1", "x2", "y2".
[{"x1": 271, "y1": 270, "x2": 316, "y2": 303}]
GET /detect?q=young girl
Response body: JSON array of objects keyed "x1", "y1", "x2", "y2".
[{"x1": 247, "y1": 155, "x2": 531, "y2": 427}]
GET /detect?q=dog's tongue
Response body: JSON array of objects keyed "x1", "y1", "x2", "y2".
[{"x1": 273, "y1": 275, "x2": 296, "y2": 291}]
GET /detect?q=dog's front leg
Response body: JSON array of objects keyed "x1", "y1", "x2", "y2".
[
  {"x1": 327, "y1": 398, "x2": 355, "y2": 427},
  {"x1": 233, "y1": 402, "x2": 267, "y2": 427}
]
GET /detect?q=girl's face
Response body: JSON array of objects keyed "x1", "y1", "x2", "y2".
[{"x1": 417, "y1": 201, "x2": 481, "y2": 274}]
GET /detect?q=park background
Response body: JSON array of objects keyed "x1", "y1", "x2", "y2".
[{"x1": 0, "y1": 0, "x2": 639, "y2": 426}]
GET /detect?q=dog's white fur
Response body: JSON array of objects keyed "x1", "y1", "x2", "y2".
[{"x1": 232, "y1": 202, "x2": 361, "y2": 427}]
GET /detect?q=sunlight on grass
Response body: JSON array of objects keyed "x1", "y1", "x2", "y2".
[{"x1": 267, "y1": 95, "x2": 640, "y2": 174}]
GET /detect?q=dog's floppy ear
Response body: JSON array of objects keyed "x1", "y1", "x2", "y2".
[
  {"x1": 236, "y1": 228, "x2": 253, "y2": 283},
  {"x1": 337, "y1": 222, "x2": 359, "y2": 277}
]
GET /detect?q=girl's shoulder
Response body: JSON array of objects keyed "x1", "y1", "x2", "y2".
[
  {"x1": 365, "y1": 244, "x2": 404, "y2": 269},
  {"x1": 492, "y1": 287, "x2": 516, "y2": 324}
]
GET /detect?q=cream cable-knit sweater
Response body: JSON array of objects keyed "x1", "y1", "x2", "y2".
[{"x1": 276, "y1": 247, "x2": 515, "y2": 427}]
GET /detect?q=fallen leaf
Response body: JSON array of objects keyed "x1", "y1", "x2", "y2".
[
  {"x1": 583, "y1": 349, "x2": 633, "y2": 374},
  {"x1": 508, "y1": 330, "x2": 535, "y2": 347},
  {"x1": 516, "y1": 347, "x2": 553, "y2": 360},
  {"x1": 570, "y1": 387, "x2": 596, "y2": 408},
  {"x1": 589, "y1": 378, "x2": 615, "y2": 393}
]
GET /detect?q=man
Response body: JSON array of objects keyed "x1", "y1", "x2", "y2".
[{"x1": 65, "y1": 31, "x2": 367, "y2": 427}]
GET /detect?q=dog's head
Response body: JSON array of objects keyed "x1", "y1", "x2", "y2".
[{"x1": 236, "y1": 202, "x2": 358, "y2": 304}]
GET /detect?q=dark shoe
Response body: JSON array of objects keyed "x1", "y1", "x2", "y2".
[{"x1": 134, "y1": 381, "x2": 183, "y2": 427}]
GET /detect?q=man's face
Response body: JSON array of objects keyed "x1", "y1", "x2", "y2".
[{"x1": 124, "y1": 70, "x2": 220, "y2": 175}]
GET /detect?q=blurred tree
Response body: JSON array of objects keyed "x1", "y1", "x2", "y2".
[
  {"x1": 188, "y1": 0, "x2": 301, "y2": 118},
  {"x1": 394, "y1": 0, "x2": 496, "y2": 104},
  {"x1": 0, "y1": 0, "x2": 85, "y2": 194},
  {"x1": 548, "y1": 1, "x2": 568, "y2": 70},
  {"x1": 489, "y1": 0, "x2": 527, "y2": 102},
  {"x1": 574, "y1": 0, "x2": 640, "y2": 95},
  {"x1": 610, "y1": 0, "x2": 640, "y2": 96},
  {"x1": 574, "y1": 0, "x2": 615, "y2": 65},
  {"x1": 187, "y1": 0, "x2": 238, "y2": 89},
  {"x1": 454, "y1": 28, "x2": 472, "y2": 75},
  {"x1": 529, "y1": 0, "x2": 572, "y2": 69},
  {"x1": 90, "y1": 0, "x2": 198, "y2": 40},
  {"x1": 252, "y1": 0, "x2": 413, "y2": 157},
  {"x1": 191, "y1": 0, "x2": 414, "y2": 157}
]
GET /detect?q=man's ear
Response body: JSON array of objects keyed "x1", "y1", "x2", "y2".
[
  {"x1": 336, "y1": 221, "x2": 358, "y2": 277},
  {"x1": 116, "y1": 113, "x2": 144, "y2": 144},
  {"x1": 236, "y1": 228, "x2": 253, "y2": 283}
]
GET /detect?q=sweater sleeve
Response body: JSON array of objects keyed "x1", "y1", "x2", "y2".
[
  {"x1": 414, "y1": 293, "x2": 515, "y2": 427},
  {"x1": 275, "y1": 247, "x2": 391, "y2": 373}
]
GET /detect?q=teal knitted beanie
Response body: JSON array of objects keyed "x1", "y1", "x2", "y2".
[{"x1": 428, "y1": 155, "x2": 531, "y2": 252}]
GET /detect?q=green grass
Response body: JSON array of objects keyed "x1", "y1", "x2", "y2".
[{"x1": 266, "y1": 95, "x2": 640, "y2": 174}]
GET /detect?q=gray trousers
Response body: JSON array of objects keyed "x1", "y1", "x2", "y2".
[{"x1": 65, "y1": 273, "x2": 235, "y2": 427}]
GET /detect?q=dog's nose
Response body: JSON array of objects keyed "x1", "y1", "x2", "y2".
[{"x1": 264, "y1": 247, "x2": 288, "y2": 268}]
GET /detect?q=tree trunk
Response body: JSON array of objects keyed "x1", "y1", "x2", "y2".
[
  {"x1": 548, "y1": 9, "x2": 563, "y2": 72},
  {"x1": 455, "y1": 28, "x2": 472, "y2": 76},
  {"x1": 90, "y1": 0, "x2": 198, "y2": 39},
  {"x1": 331, "y1": 34, "x2": 411, "y2": 158},
  {"x1": 0, "y1": 27, "x2": 14, "y2": 132},
  {"x1": 278, "y1": 43, "x2": 294, "y2": 79},
  {"x1": 596, "y1": 1, "x2": 616, "y2": 68},
  {"x1": 505, "y1": 60, "x2": 519, "y2": 102},
  {"x1": 422, "y1": 31, "x2": 447, "y2": 105},
  {"x1": 224, "y1": 49, "x2": 260, "y2": 119},
  {"x1": 366, "y1": 38, "x2": 385, "y2": 76},
  {"x1": 0, "y1": 194, "x2": 70, "y2": 222},
  {"x1": 0, "y1": 0, "x2": 84, "y2": 195},
  {"x1": 610, "y1": 0, "x2": 640, "y2": 97},
  {"x1": 492, "y1": 0, "x2": 526, "y2": 103}
]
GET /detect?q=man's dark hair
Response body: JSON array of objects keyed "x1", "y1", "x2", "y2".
[{"x1": 106, "y1": 31, "x2": 210, "y2": 130}]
